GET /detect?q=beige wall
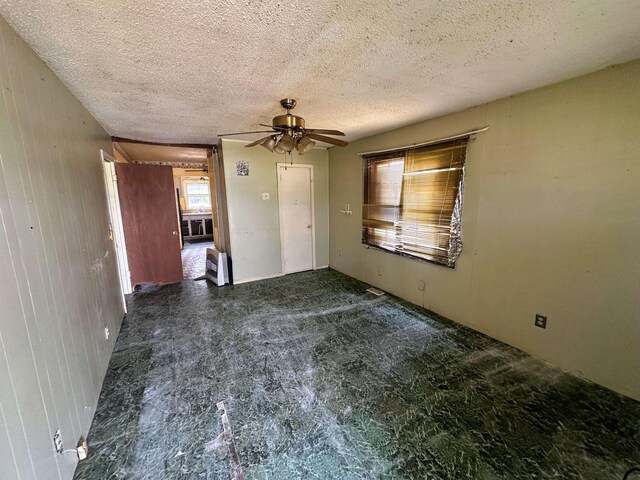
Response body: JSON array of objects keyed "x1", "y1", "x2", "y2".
[
  {"x1": 221, "y1": 140, "x2": 329, "y2": 283},
  {"x1": 0, "y1": 17, "x2": 124, "y2": 480},
  {"x1": 329, "y1": 60, "x2": 640, "y2": 401}
]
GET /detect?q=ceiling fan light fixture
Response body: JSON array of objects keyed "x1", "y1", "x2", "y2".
[
  {"x1": 296, "y1": 136, "x2": 316, "y2": 155},
  {"x1": 261, "y1": 136, "x2": 278, "y2": 152},
  {"x1": 273, "y1": 142, "x2": 287, "y2": 154},
  {"x1": 277, "y1": 133, "x2": 294, "y2": 153}
]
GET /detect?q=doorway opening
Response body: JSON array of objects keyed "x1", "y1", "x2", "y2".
[
  {"x1": 111, "y1": 139, "x2": 228, "y2": 286},
  {"x1": 175, "y1": 167, "x2": 214, "y2": 279},
  {"x1": 101, "y1": 149, "x2": 131, "y2": 310}
]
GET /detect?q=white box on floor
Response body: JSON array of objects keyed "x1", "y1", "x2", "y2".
[{"x1": 206, "y1": 248, "x2": 229, "y2": 286}]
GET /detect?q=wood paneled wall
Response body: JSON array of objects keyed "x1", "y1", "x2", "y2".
[{"x1": 0, "y1": 17, "x2": 124, "y2": 480}]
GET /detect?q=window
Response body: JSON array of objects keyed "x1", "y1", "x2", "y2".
[
  {"x1": 362, "y1": 138, "x2": 468, "y2": 268},
  {"x1": 184, "y1": 178, "x2": 211, "y2": 210}
]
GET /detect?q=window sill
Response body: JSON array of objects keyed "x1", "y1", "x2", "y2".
[{"x1": 362, "y1": 242, "x2": 456, "y2": 269}]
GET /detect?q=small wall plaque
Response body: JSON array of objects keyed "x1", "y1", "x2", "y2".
[{"x1": 236, "y1": 160, "x2": 249, "y2": 176}]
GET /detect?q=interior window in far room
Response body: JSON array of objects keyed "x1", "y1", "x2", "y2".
[{"x1": 184, "y1": 178, "x2": 212, "y2": 210}]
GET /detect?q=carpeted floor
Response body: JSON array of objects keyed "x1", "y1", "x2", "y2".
[{"x1": 74, "y1": 269, "x2": 640, "y2": 480}]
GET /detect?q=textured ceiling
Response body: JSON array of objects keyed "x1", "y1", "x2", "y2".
[{"x1": 1, "y1": 1, "x2": 639, "y2": 144}]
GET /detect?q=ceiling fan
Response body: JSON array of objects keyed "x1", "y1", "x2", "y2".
[{"x1": 218, "y1": 98, "x2": 348, "y2": 154}]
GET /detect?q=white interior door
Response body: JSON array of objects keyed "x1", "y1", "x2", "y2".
[
  {"x1": 278, "y1": 164, "x2": 315, "y2": 274},
  {"x1": 101, "y1": 150, "x2": 132, "y2": 302}
]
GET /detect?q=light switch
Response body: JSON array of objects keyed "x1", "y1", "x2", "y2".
[{"x1": 262, "y1": 192, "x2": 270, "y2": 200}]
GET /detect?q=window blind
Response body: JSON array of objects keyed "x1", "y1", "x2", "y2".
[
  {"x1": 362, "y1": 137, "x2": 468, "y2": 267},
  {"x1": 362, "y1": 154, "x2": 404, "y2": 250}
]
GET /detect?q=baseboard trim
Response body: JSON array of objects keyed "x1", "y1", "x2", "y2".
[
  {"x1": 234, "y1": 273, "x2": 285, "y2": 285},
  {"x1": 235, "y1": 266, "x2": 329, "y2": 284}
]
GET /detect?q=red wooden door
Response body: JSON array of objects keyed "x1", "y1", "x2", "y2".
[{"x1": 116, "y1": 163, "x2": 183, "y2": 286}]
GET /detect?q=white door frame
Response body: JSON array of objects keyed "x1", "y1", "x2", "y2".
[
  {"x1": 101, "y1": 150, "x2": 132, "y2": 306},
  {"x1": 277, "y1": 163, "x2": 316, "y2": 274}
]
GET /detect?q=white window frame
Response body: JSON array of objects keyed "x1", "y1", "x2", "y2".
[{"x1": 182, "y1": 176, "x2": 212, "y2": 212}]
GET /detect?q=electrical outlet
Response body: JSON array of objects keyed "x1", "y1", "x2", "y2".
[
  {"x1": 535, "y1": 314, "x2": 547, "y2": 329},
  {"x1": 53, "y1": 429, "x2": 63, "y2": 454},
  {"x1": 104, "y1": 326, "x2": 110, "y2": 340},
  {"x1": 338, "y1": 249, "x2": 342, "y2": 257},
  {"x1": 377, "y1": 266, "x2": 382, "y2": 277},
  {"x1": 418, "y1": 280, "x2": 425, "y2": 291}
]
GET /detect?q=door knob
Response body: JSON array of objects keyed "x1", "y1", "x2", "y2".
[
  {"x1": 307, "y1": 225, "x2": 312, "y2": 229},
  {"x1": 172, "y1": 231, "x2": 179, "y2": 236}
]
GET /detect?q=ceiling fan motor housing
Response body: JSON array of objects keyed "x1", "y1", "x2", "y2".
[{"x1": 272, "y1": 114, "x2": 305, "y2": 131}]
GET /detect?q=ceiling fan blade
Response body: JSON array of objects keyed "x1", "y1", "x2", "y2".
[
  {"x1": 260, "y1": 123, "x2": 287, "y2": 130},
  {"x1": 244, "y1": 135, "x2": 274, "y2": 148},
  {"x1": 305, "y1": 128, "x2": 345, "y2": 136},
  {"x1": 305, "y1": 133, "x2": 349, "y2": 147},
  {"x1": 218, "y1": 130, "x2": 274, "y2": 137}
]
